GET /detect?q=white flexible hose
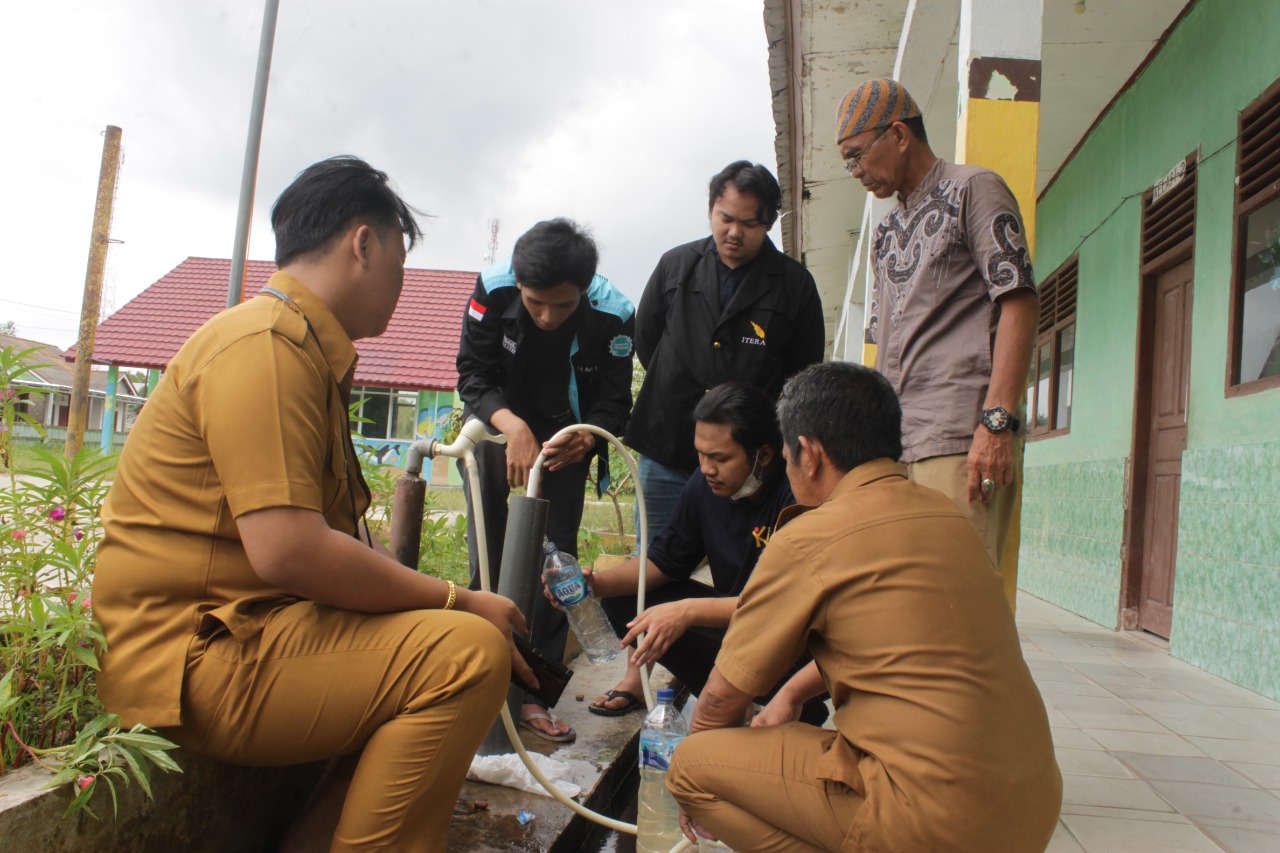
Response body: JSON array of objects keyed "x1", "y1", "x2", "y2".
[
  {"x1": 461, "y1": 428, "x2": 638, "y2": 835},
  {"x1": 437, "y1": 421, "x2": 726, "y2": 848},
  {"x1": 528, "y1": 423, "x2": 655, "y2": 710}
]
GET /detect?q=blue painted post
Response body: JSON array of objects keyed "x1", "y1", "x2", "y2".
[{"x1": 99, "y1": 365, "x2": 119, "y2": 452}]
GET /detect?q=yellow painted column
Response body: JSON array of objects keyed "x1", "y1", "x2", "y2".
[{"x1": 957, "y1": 0, "x2": 1042, "y2": 613}]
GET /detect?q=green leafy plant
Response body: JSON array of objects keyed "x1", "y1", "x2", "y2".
[{"x1": 0, "y1": 347, "x2": 178, "y2": 818}]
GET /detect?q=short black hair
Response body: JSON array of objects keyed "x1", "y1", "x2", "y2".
[
  {"x1": 777, "y1": 362, "x2": 902, "y2": 472},
  {"x1": 271, "y1": 156, "x2": 422, "y2": 267},
  {"x1": 708, "y1": 161, "x2": 782, "y2": 228},
  {"x1": 901, "y1": 115, "x2": 929, "y2": 145},
  {"x1": 511, "y1": 219, "x2": 599, "y2": 291},
  {"x1": 693, "y1": 382, "x2": 783, "y2": 477}
]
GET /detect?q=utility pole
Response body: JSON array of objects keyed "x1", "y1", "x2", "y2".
[
  {"x1": 484, "y1": 218, "x2": 500, "y2": 265},
  {"x1": 227, "y1": 0, "x2": 281, "y2": 308},
  {"x1": 66, "y1": 125, "x2": 123, "y2": 461}
]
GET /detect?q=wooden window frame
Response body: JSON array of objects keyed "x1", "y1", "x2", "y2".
[
  {"x1": 1226, "y1": 76, "x2": 1280, "y2": 396},
  {"x1": 1027, "y1": 257, "x2": 1078, "y2": 440}
]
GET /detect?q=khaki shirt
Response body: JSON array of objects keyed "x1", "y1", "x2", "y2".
[
  {"x1": 716, "y1": 460, "x2": 1061, "y2": 852},
  {"x1": 869, "y1": 159, "x2": 1037, "y2": 463},
  {"x1": 94, "y1": 273, "x2": 369, "y2": 727}
]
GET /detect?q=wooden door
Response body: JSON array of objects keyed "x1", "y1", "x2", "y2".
[{"x1": 1138, "y1": 258, "x2": 1194, "y2": 637}]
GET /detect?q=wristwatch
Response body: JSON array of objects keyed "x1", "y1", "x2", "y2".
[{"x1": 980, "y1": 406, "x2": 1020, "y2": 434}]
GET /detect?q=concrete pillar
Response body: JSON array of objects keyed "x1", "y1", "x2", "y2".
[
  {"x1": 957, "y1": 0, "x2": 1041, "y2": 612},
  {"x1": 957, "y1": 0, "x2": 1041, "y2": 256},
  {"x1": 99, "y1": 365, "x2": 119, "y2": 452}
]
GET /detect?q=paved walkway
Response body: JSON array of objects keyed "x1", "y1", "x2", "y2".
[{"x1": 1019, "y1": 593, "x2": 1280, "y2": 852}]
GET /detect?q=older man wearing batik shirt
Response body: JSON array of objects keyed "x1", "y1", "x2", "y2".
[{"x1": 835, "y1": 77, "x2": 1039, "y2": 609}]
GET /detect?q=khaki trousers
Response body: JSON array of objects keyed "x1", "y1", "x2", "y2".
[
  {"x1": 907, "y1": 448, "x2": 1021, "y2": 612},
  {"x1": 164, "y1": 602, "x2": 509, "y2": 852},
  {"x1": 668, "y1": 723, "x2": 865, "y2": 852}
]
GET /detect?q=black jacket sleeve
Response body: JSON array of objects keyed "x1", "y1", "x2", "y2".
[
  {"x1": 454, "y1": 275, "x2": 511, "y2": 425},
  {"x1": 786, "y1": 270, "x2": 827, "y2": 379},
  {"x1": 634, "y1": 259, "x2": 669, "y2": 370}
]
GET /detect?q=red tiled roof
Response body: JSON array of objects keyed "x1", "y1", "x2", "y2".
[{"x1": 64, "y1": 257, "x2": 476, "y2": 391}]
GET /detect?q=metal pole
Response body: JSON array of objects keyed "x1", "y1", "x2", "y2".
[
  {"x1": 227, "y1": 0, "x2": 281, "y2": 308},
  {"x1": 66, "y1": 125, "x2": 123, "y2": 461}
]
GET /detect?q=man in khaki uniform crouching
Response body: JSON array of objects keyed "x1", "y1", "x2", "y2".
[{"x1": 668, "y1": 362, "x2": 1060, "y2": 852}]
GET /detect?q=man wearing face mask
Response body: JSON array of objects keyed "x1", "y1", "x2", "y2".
[{"x1": 563, "y1": 383, "x2": 827, "y2": 725}]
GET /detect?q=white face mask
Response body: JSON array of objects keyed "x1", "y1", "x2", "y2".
[{"x1": 730, "y1": 450, "x2": 764, "y2": 501}]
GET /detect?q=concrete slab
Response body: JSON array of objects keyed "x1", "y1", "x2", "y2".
[{"x1": 448, "y1": 653, "x2": 672, "y2": 852}]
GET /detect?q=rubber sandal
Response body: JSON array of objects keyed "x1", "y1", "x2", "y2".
[
  {"x1": 588, "y1": 690, "x2": 644, "y2": 717},
  {"x1": 519, "y1": 710, "x2": 576, "y2": 743}
]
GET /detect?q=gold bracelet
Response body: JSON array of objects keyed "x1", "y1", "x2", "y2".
[{"x1": 443, "y1": 580, "x2": 457, "y2": 611}]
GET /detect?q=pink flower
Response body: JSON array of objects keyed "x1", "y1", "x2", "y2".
[
  {"x1": 67, "y1": 592, "x2": 78, "y2": 604},
  {"x1": 76, "y1": 776, "x2": 94, "y2": 791},
  {"x1": 81, "y1": 596, "x2": 92, "y2": 609},
  {"x1": 73, "y1": 527, "x2": 85, "y2": 542},
  {"x1": 49, "y1": 506, "x2": 66, "y2": 521},
  {"x1": 10, "y1": 530, "x2": 25, "y2": 540}
]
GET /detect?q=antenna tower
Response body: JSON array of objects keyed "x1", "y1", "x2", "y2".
[{"x1": 484, "y1": 219, "x2": 500, "y2": 264}]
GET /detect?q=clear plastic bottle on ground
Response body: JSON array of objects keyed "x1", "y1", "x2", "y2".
[
  {"x1": 541, "y1": 538, "x2": 619, "y2": 664},
  {"x1": 637, "y1": 687, "x2": 687, "y2": 853}
]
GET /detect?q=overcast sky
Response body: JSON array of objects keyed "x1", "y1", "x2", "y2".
[{"x1": 1, "y1": 1, "x2": 779, "y2": 350}]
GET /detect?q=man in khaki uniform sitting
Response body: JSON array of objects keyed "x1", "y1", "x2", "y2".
[
  {"x1": 668, "y1": 362, "x2": 1061, "y2": 852},
  {"x1": 92, "y1": 156, "x2": 534, "y2": 852}
]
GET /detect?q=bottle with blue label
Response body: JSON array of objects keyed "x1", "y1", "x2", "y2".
[
  {"x1": 541, "y1": 538, "x2": 619, "y2": 664},
  {"x1": 636, "y1": 687, "x2": 687, "y2": 853}
]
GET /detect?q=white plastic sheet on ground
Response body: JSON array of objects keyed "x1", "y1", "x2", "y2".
[{"x1": 466, "y1": 753, "x2": 582, "y2": 799}]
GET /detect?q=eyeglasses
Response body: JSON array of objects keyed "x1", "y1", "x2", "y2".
[{"x1": 841, "y1": 128, "x2": 890, "y2": 175}]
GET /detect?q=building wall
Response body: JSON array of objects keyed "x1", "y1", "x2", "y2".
[{"x1": 1025, "y1": 0, "x2": 1280, "y2": 697}]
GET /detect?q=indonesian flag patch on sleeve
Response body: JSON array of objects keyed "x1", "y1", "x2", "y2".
[{"x1": 468, "y1": 298, "x2": 487, "y2": 322}]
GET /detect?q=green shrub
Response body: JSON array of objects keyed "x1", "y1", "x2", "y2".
[{"x1": 0, "y1": 344, "x2": 178, "y2": 817}]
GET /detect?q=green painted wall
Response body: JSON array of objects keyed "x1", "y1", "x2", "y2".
[
  {"x1": 1033, "y1": 0, "x2": 1280, "y2": 456},
  {"x1": 1024, "y1": 0, "x2": 1280, "y2": 697}
]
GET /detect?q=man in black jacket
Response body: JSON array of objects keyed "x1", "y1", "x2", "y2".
[
  {"x1": 627, "y1": 162, "x2": 825, "y2": 541},
  {"x1": 456, "y1": 218, "x2": 634, "y2": 741}
]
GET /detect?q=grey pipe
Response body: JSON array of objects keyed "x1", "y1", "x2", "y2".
[{"x1": 477, "y1": 494, "x2": 549, "y2": 756}]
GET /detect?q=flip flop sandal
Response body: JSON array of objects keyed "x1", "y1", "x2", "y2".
[
  {"x1": 519, "y1": 710, "x2": 577, "y2": 743},
  {"x1": 588, "y1": 690, "x2": 644, "y2": 717}
]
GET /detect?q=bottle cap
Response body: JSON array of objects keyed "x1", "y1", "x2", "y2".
[{"x1": 656, "y1": 687, "x2": 675, "y2": 703}]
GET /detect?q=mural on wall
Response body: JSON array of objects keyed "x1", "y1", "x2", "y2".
[{"x1": 355, "y1": 405, "x2": 458, "y2": 469}]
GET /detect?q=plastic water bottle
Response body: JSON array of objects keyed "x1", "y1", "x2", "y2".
[
  {"x1": 637, "y1": 688, "x2": 687, "y2": 853},
  {"x1": 542, "y1": 538, "x2": 619, "y2": 664}
]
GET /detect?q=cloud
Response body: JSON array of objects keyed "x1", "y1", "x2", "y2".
[{"x1": 1, "y1": 0, "x2": 777, "y2": 348}]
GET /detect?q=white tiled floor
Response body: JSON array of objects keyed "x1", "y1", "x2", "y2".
[{"x1": 1019, "y1": 593, "x2": 1280, "y2": 852}]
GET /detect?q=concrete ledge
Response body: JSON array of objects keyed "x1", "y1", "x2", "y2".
[
  {"x1": 0, "y1": 656, "x2": 655, "y2": 851},
  {"x1": 449, "y1": 655, "x2": 666, "y2": 852},
  {"x1": 0, "y1": 753, "x2": 323, "y2": 852}
]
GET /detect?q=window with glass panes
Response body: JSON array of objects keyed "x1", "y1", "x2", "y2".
[
  {"x1": 1027, "y1": 258, "x2": 1077, "y2": 438},
  {"x1": 1229, "y1": 78, "x2": 1280, "y2": 392},
  {"x1": 350, "y1": 386, "x2": 419, "y2": 441}
]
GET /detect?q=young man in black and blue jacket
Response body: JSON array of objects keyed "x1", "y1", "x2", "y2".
[{"x1": 455, "y1": 217, "x2": 634, "y2": 742}]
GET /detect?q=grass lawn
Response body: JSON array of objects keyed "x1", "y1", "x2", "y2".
[{"x1": 426, "y1": 485, "x2": 635, "y2": 536}]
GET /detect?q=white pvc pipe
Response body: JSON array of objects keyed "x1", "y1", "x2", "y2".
[
  {"x1": 428, "y1": 420, "x2": 727, "y2": 848},
  {"x1": 529, "y1": 423, "x2": 654, "y2": 710}
]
